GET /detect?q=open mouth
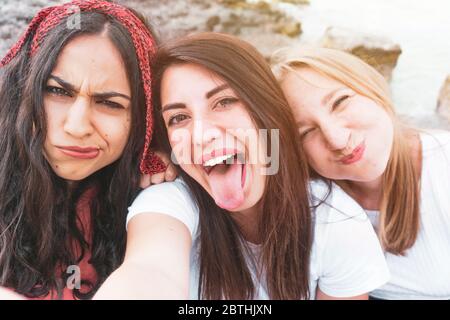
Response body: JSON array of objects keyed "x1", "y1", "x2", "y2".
[
  {"x1": 203, "y1": 153, "x2": 244, "y2": 173},
  {"x1": 201, "y1": 150, "x2": 247, "y2": 210}
]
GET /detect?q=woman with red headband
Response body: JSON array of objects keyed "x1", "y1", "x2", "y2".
[{"x1": 0, "y1": 0, "x2": 174, "y2": 299}]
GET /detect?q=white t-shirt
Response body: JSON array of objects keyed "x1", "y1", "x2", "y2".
[
  {"x1": 368, "y1": 131, "x2": 450, "y2": 300},
  {"x1": 127, "y1": 179, "x2": 389, "y2": 299}
]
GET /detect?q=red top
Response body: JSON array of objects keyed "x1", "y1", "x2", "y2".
[{"x1": 35, "y1": 187, "x2": 98, "y2": 300}]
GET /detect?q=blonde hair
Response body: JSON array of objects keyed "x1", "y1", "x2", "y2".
[{"x1": 271, "y1": 46, "x2": 420, "y2": 255}]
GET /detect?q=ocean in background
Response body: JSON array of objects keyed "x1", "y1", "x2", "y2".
[{"x1": 275, "y1": 0, "x2": 450, "y2": 124}]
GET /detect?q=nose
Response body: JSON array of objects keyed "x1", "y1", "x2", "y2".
[
  {"x1": 63, "y1": 97, "x2": 95, "y2": 138},
  {"x1": 192, "y1": 118, "x2": 222, "y2": 148},
  {"x1": 320, "y1": 122, "x2": 350, "y2": 152}
]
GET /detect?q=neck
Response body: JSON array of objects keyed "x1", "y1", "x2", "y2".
[
  {"x1": 339, "y1": 176, "x2": 384, "y2": 211},
  {"x1": 339, "y1": 132, "x2": 422, "y2": 211},
  {"x1": 230, "y1": 201, "x2": 263, "y2": 245},
  {"x1": 67, "y1": 180, "x2": 85, "y2": 198}
]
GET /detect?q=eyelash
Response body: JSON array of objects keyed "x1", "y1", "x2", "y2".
[
  {"x1": 214, "y1": 97, "x2": 238, "y2": 109},
  {"x1": 96, "y1": 100, "x2": 125, "y2": 110},
  {"x1": 167, "y1": 97, "x2": 239, "y2": 126},
  {"x1": 332, "y1": 95, "x2": 350, "y2": 110},
  {"x1": 300, "y1": 128, "x2": 314, "y2": 138},
  {"x1": 45, "y1": 86, "x2": 125, "y2": 110},
  {"x1": 168, "y1": 114, "x2": 189, "y2": 126},
  {"x1": 300, "y1": 95, "x2": 351, "y2": 138},
  {"x1": 45, "y1": 86, "x2": 71, "y2": 97}
]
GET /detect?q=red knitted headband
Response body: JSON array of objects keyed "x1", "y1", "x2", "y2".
[{"x1": 0, "y1": 0, "x2": 165, "y2": 175}]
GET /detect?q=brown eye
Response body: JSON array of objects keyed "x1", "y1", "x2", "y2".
[
  {"x1": 214, "y1": 97, "x2": 238, "y2": 109},
  {"x1": 168, "y1": 114, "x2": 189, "y2": 126}
]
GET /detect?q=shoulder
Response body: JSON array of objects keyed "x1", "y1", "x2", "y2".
[
  {"x1": 309, "y1": 179, "x2": 368, "y2": 224},
  {"x1": 420, "y1": 130, "x2": 450, "y2": 178},
  {"x1": 133, "y1": 178, "x2": 192, "y2": 201},
  {"x1": 421, "y1": 130, "x2": 450, "y2": 156},
  {"x1": 309, "y1": 179, "x2": 376, "y2": 256},
  {"x1": 127, "y1": 178, "x2": 199, "y2": 237},
  {"x1": 308, "y1": 180, "x2": 389, "y2": 297}
]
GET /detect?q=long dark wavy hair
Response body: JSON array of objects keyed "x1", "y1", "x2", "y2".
[
  {"x1": 152, "y1": 32, "x2": 313, "y2": 299},
  {"x1": 0, "y1": 9, "x2": 157, "y2": 299}
]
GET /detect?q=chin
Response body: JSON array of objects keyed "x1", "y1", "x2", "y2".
[
  {"x1": 351, "y1": 168, "x2": 385, "y2": 183},
  {"x1": 224, "y1": 203, "x2": 247, "y2": 212},
  {"x1": 54, "y1": 169, "x2": 92, "y2": 181}
]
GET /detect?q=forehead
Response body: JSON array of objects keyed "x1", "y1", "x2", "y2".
[
  {"x1": 281, "y1": 67, "x2": 343, "y2": 94},
  {"x1": 51, "y1": 34, "x2": 130, "y2": 91},
  {"x1": 161, "y1": 63, "x2": 228, "y2": 102},
  {"x1": 280, "y1": 67, "x2": 345, "y2": 123}
]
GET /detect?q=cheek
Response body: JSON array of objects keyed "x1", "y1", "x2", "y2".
[
  {"x1": 44, "y1": 100, "x2": 64, "y2": 139},
  {"x1": 97, "y1": 113, "x2": 131, "y2": 153},
  {"x1": 378, "y1": 111, "x2": 394, "y2": 136},
  {"x1": 302, "y1": 139, "x2": 342, "y2": 178},
  {"x1": 368, "y1": 113, "x2": 394, "y2": 167},
  {"x1": 346, "y1": 98, "x2": 390, "y2": 129},
  {"x1": 303, "y1": 139, "x2": 326, "y2": 167},
  {"x1": 353, "y1": 103, "x2": 394, "y2": 160},
  {"x1": 252, "y1": 169, "x2": 266, "y2": 195},
  {"x1": 227, "y1": 104, "x2": 255, "y2": 129},
  {"x1": 169, "y1": 129, "x2": 193, "y2": 166}
]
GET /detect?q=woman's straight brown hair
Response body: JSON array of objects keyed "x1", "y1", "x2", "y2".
[{"x1": 152, "y1": 32, "x2": 313, "y2": 299}]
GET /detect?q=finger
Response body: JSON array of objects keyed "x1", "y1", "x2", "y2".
[
  {"x1": 139, "y1": 174, "x2": 151, "y2": 189},
  {"x1": 155, "y1": 151, "x2": 171, "y2": 166},
  {"x1": 164, "y1": 164, "x2": 178, "y2": 182},
  {"x1": 150, "y1": 172, "x2": 165, "y2": 185}
]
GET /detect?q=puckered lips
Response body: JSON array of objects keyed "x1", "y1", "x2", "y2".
[
  {"x1": 56, "y1": 145, "x2": 100, "y2": 159},
  {"x1": 339, "y1": 141, "x2": 365, "y2": 165}
]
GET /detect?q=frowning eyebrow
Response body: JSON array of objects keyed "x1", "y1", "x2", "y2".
[
  {"x1": 161, "y1": 84, "x2": 231, "y2": 113},
  {"x1": 47, "y1": 75, "x2": 131, "y2": 100}
]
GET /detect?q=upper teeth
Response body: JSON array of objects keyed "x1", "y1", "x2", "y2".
[{"x1": 204, "y1": 154, "x2": 235, "y2": 167}]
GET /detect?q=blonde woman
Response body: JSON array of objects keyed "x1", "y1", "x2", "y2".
[{"x1": 271, "y1": 46, "x2": 450, "y2": 300}]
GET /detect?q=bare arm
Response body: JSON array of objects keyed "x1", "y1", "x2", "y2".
[{"x1": 94, "y1": 213, "x2": 192, "y2": 299}]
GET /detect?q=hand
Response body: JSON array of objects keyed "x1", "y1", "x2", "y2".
[{"x1": 140, "y1": 151, "x2": 178, "y2": 188}]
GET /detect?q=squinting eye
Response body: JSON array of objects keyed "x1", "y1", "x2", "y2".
[
  {"x1": 97, "y1": 100, "x2": 125, "y2": 110},
  {"x1": 45, "y1": 86, "x2": 71, "y2": 97},
  {"x1": 332, "y1": 95, "x2": 350, "y2": 110},
  {"x1": 300, "y1": 128, "x2": 315, "y2": 138},
  {"x1": 215, "y1": 97, "x2": 238, "y2": 109},
  {"x1": 168, "y1": 114, "x2": 189, "y2": 126}
]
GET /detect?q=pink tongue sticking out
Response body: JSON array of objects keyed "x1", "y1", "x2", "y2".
[{"x1": 208, "y1": 162, "x2": 244, "y2": 210}]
